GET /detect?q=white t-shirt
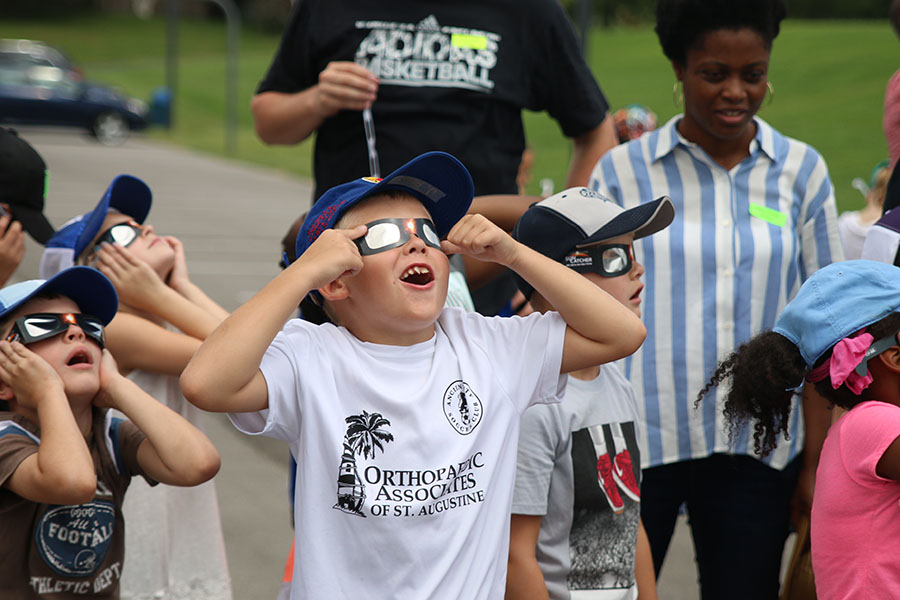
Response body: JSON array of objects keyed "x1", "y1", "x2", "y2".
[
  {"x1": 513, "y1": 364, "x2": 642, "y2": 600},
  {"x1": 230, "y1": 307, "x2": 567, "y2": 599},
  {"x1": 838, "y1": 210, "x2": 872, "y2": 260}
]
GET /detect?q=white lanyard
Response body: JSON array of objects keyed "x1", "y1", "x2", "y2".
[{"x1": 362, "y1": 106, "x2": 381, "y2": 178}]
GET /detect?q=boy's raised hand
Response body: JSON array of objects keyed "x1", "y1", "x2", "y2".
[
  {"x1": 293, "y1": 225, "x2": 367, "y2": 291},
  {"x1": 94, "y1": 242, "x2": 167, "y2": 310},
  {"x1": 93, "y1": 349, "x2": 125, "y2": 409},
  {"x1": 441, "y1": 214, "x2": 520, "y2": 267},
  {"x1": 163, "y1": 235, "x2": 191, "y2": 291},
  {"x1": 0, "y1": 340, "x2": 64, "y2": 409}
]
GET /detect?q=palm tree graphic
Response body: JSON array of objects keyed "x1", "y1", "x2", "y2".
[{"x1": 334, "y1": 411, "x2": 394, "y2": 517}]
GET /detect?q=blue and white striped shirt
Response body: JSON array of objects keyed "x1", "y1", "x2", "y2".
[{"x1": 589, "y1": 116, "x2": 843, "y2": 470}]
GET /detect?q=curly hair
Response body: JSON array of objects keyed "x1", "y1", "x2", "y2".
[
  {"x1": 655, "y1": 0, "x2": 787, "y2": 65},
  {"x1": 697, "y1": 312, "x2": 900, "y2": 457}
]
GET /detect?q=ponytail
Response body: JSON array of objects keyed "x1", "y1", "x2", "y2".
[
  {"x1": 700, "y1": 312, "x2": 900, "y2": 457},
  {"x1": 697, "y1": 331, "x2": 806, "y2": 457}
]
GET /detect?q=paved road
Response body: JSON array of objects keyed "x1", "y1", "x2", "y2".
[{"x1": 14, "y1": 127, "x2": 729, "y2": 599}]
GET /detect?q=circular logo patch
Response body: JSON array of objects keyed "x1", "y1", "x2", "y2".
[
  {"x1": 35, "y1": 501, "x2": 116, "y2": 576},
  {"x1": 443, "y1": 380, "x2": 483, "y2": 435}
]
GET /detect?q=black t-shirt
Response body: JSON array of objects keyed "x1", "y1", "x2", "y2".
[{"x1": 258, "y1": 0, "x2": 609, "y2": 199}]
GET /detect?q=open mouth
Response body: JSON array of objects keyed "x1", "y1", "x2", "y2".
[
  {"x1": 67, "y1": 349, "x2": 93, "y2": 367},
  {"x1": 631, "y1": 286, "x2": 643, "y2": 301},
  {"x1": 400, "y1": 265, "x2": 434, "y2": 286}
]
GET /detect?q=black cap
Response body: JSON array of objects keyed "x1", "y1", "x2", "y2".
[{"x1": 0, "y1": 128, "x2": 55, "y2": 244}]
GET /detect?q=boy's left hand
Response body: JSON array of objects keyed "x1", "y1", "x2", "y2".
[
  {"x1": 164, "y1": 236, "x2": 191, "y2": 291},
  {"x1": 93, "y1": 349, "x2": 124, "y2": 409},
  {"x1": 441, "y1": 214, "x2": 520, "y2": 267}
]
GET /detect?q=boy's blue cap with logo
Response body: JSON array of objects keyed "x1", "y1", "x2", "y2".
[
  {"x1": 39, "y1": 174, "x2": 151, "y2": 279},
  {"x1": 774, "y1": 260, "x2": 900, "y2": 366},
  {"x1": 0, "y1": 266, "x2": 118, "y2": 325},
  {"x1": 513, "y1": 187, "x2": 674, "y2": 298},
  {"x1": 295, "y1": 151, "x2": 474, "y2": 260}
]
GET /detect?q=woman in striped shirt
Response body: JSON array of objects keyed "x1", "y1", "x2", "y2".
[{"x1": 588, "y1": 0, "x2": 843, "y2": 597}]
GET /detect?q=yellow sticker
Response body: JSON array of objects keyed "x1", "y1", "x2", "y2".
[
  {"x1": 451, "y1": 34, "x2": 488, "y2": 50},
  {"x1": 749, "y1": 202, "x2": 786, "y2": 227}
]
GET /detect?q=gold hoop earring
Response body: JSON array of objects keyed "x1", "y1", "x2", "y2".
[
  {"x1": 673, "y1": 81, "x2": 683, "y2": 108},
  {"x1": 766, "y1": 81, "x2": 774, "y2": 106}
]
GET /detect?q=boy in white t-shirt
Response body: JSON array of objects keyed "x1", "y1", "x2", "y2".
[
  {"x1": 508, "y1": 187, "x2": 674, "y2": 600},
  {"x1": 181, "y1": 151, "x2": 646, "y2": 599}
]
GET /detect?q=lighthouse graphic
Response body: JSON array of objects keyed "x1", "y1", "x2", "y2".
[{"x1": 333, "y1": 411, "x2": 394, "y2": 517}]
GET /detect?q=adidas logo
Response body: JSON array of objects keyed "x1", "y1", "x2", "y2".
[{"x1": 417, "y1": 15, "x2": 440, "y2": 31}]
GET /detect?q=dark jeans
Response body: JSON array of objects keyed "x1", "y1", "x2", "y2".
[{"x1": 640, "y1": 454, "x2": 802, "y2": 600}]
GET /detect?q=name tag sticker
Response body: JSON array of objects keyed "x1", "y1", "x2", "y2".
[
  {"x1": 749, "y1": 203, "x2": 787, "y2": 227},
  {"x1": 451, "y1": 34, "x2": 487, "y2": 50}
]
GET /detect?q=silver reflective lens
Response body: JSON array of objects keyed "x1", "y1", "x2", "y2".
[
  {"x1": 365, "y1": 222, "x2": 402, "y2": 249},
  {"x1": 80, "y1": 316, "x2": 104, "y2": 337},
  {"x1": 602, "y1": 247, "x2": 629, "y2": 273},
  {"x1": 108, "y1": 224, "x2": 139, "y2": 246},
  {"x1": 422, "y1": 222, "x2": 440, "y2": 247},
  {"x1": 22, "y1": 316, "x2": 60, "y2": 338}
]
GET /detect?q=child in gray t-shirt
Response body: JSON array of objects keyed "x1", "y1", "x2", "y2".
[{"x1": 509, "y1": 187, "x2": 674, "y2": 599}]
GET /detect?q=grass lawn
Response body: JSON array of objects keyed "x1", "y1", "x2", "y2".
[{"x1": 1, "y1": 14, "x2": 896, "y2": 211}]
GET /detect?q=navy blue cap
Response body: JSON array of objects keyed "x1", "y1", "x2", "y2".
[
  {"x1": 513, "y1": 187, "x2": 674, "y2": 298},
  {"x1": 40, "y1": 174, "x2": 151, "y2": 278},
  {"x1": 0, "y1": 266, "x2": 118, "y2": 325},
  {"x1": 774, "y1": 260, "x2": 900, "y2": 366},
  {"x1": 295, "y1": 152, "x2": 474, "y2": 260}
]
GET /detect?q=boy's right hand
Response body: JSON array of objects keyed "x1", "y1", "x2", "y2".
[
  {"x1": 0, "y1": 340, "x2": 64, "y2": 409},
  {"x1": 293, "y1": 225, "x2": 367, "y2": 290},
  {"x1": 94, "y1": 242, "x2": 167, "y2": 310}
]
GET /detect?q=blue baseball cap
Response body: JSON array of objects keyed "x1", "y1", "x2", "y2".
[
  {"x1": 295, "y1": 152, "x2": 474, "y2": 260},
  {"x1": 39, "y1": 174, "x2": 151, "y2": 279},
  {"x1": 0, "y1": 266, "x2": 118, "y2": 325},
  {"x1": 774, "y1": 260, "x2": 900, "y2": 366}
]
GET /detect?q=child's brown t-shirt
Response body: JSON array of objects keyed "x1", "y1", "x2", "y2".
[{"x1": 0, "y1": 408, "x2": 150, "y2": 599}]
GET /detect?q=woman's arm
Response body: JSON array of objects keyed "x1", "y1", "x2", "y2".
[{"x1": 565, "y1": 116, "x2": 617, "y2": 188}]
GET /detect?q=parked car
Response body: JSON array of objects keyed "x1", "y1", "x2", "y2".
[{"x1": 0, "y1": 39, "x2": 147, "y2": 145}]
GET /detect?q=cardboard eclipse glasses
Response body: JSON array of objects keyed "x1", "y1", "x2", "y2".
[
  {"x1": 6, "y1": 313, "x2": 106, "y2": 348},
  {"x1": 564, "y1": 243, "x2": 634, "y2": 277},
  {"x1": 355, "y1": 218, "x2": 441, "y2": 255}
]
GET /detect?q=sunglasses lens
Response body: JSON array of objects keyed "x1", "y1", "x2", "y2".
[
  {"x1": 21, "y1": 315, "x2": 64, "y2": 340},
  {"x1": 108, "y1": 224, "x2": 139, "y2": 246},
  {"x1": 421, "y1": 221, "x2": 440, "y2": 247},
  {"x1": 601, "y1": 247, "x2": 630, "y2": 274},
  {"x1": 365, "y1": 222, "x2": 401, "y2": 250},
  {"x1": 80, "y1": 316, "x2": 105, "y2": 341}
]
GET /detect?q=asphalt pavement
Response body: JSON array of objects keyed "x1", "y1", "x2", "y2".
[{"x1": 14, "y1": 127, "x2": 726, "y2": 599}]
